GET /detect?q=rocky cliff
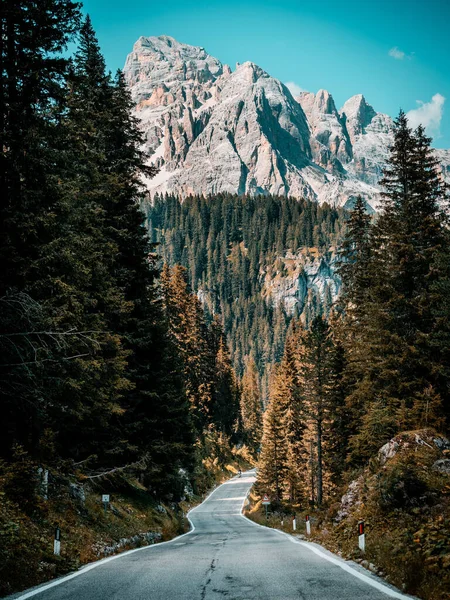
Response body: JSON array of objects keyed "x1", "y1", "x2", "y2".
[
  {"x1": 124, "y1": 35, "x2": 450, "y2": 211},
  {"x1": 261, "y1": 248, "x2": 340, "y2": 316}
]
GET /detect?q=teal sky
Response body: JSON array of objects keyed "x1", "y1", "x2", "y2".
[{"x1": 81, "y1": 0, "x2": 450, "y2": 148}]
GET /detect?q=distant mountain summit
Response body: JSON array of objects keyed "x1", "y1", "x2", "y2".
[{"x1": 124, "y1": 36, "x2": 450, "y2": 210}]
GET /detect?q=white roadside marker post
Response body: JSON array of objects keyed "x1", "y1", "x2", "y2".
[
  {"x1": 102, "y1": 494, "x2": 110, "y2": 517},
  {"x1": 292, "y1": 513, "x2": 296, "y2": 531},
  {"x1": 54, "y1": 526, "x2": 61, "y2": 556},
  {"x1": 358, "y1": 521, "x2": 365, "y2": 552},
  {"x1": 305, "y1": 514, "x2": 311, "y2": 536}
]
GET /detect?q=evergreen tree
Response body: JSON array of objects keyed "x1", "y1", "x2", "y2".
[
  {"x1": 161, "y1": 264, "x2": 213, "y2": 433},
  {"x1": 161, "y1": 263, "x2": 240, "y2": 443},
  {"x1": 257, "y1": 367, "x2": 289, "y2": 500},
  {"x1": 240, "y1": 357, "x2": 263, "y2": 456},
  {"x1": 211, "y1": 333, "x2": 240, "y2": 438},
  {"x1": 347, "y1": 113, "x2": 449, "y2": 462},
  {"x1": 0, "y1": 0, "x2": 81, "y2": 458},
  {"x1": 296, "y1": 317, "x2": 334, "y2": 506},
  {"x1": 326, "y1": 313, "x2": 351, "y2": 486},
  {"x1": 338, "y1": 195, "x2": 372, "y2": 315},
  {"x1": 281, "y1": 326, "x2": 307, "y2": 504}
]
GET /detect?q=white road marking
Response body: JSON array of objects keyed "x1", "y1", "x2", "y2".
[
  {"x1": 13, "y1": 471, "x2": 415, "y2": 600},
  {"x1": 238, "y1": 484, "x2": 417, "y2": 600},
  {"x1": 12, "y1": 477, "x2": 229, "y2": 599},
  {"x1": 209, "y1": 496, "x2": 247, "y2": 501}
]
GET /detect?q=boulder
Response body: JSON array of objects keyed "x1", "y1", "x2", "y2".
[
  {"x1": 69, "y1": 482, "x2": 86, "y2": 504},
  {"x1": 432, "y1": 458, "x2": 450, "y2": 474},
  {"x1": 378, "y1": 430, "x2": 450, "y2": 466}
]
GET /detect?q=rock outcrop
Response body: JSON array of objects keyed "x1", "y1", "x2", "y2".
[
  {"x1": 261, "y1": 249, "x2": 340, "y2": 315},
  {"x1": 123, "y1": 36, "x2": 450, "y2": 211}
]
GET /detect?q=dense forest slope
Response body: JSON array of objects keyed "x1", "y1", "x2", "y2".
[{"x1": 145, "y1": 194, "x2": 347, "y2": 397}]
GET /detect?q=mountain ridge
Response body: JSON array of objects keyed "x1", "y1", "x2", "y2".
[{"x1": 124, "y1": 36, "x2": 450, "y2": 210}]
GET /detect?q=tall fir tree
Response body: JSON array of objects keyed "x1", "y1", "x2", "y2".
[
  {"x1": 296, "y1": 316, "x2": 334, "y2": 506},
  {"x1": 66, "y1": 18, "x2": 195, "y2": 486},
  {"x1": 257, "y1": 366, "x2": 290, "y2": 501},
  {"x1": 0, "y1": 0, "x2": 81, "y2": 458},
  {"x1": 240, "y1": 356, "x2": 263, "y2": 456},
  {"x1": 338, "y1": 195, "x2": 372, "y2": 315},
  {"x1": 347, "y1": 113, "x2": 449, "y2": 462}
]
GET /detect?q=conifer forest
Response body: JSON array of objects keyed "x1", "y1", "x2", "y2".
[{"x1": 1, "y1": 2, "x2": 450, "y2": 599}]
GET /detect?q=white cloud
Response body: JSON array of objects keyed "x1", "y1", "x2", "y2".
[
  {"x1": 285, "y1": 81, "x2": 304, "y2": 97},
  {"x1": 389, "y1": 46, "x2": 406, "y2": 60},
  {"x1": 406, "y1": 93, "x2": 445, "y2": 136}
]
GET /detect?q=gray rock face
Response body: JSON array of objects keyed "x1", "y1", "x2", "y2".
[
  {"x1": 297, "y1": 89, "x2": 352, "y2": 174},
  {"x1": 336, "y1": 476, "x2": 363, "y2": 522},
  {"x1": 378, "y1": 430, "x2": 450, "y2": 466},
  {"x1": 261, "y1": 249, "x2": 340, "y2": 315},
  {"x1": 123, "y1": 36, "x2": 450, "y2": 211},
  {"x1": 432, "y1": 458, "x2": 450, "y2": 474},
  {"x1": 125, "y1": 35, "x2": 224, "y2": 105},
  {"x1": 69, "y1": 482, "x2": 86, "y2": 504}
]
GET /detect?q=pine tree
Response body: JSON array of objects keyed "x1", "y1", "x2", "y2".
[
  {"x1": 211, "y1": 331, "x2": 240, "y2": 438},
  {"x1": 297, "y1": 316, "x2": 334, "y2": 506},
  {"x1": 240, "y1": 357, "x2": 263, "y2": 456},
  {"x1": 430, "y1": 236, "x2": 450, "y2": 425},
  {"x1": 281, "y1": 326, "x2": 307, "y2": 505},
  {"x1": 347, "y1": 113, "x2": 449, "y2": 462},
  {"x1": 0, "y1": 0, "x2": 81, "y2": 458},
  {"x1": 257, "y1": 367, "x2": 289, "y2": 500},
  {"x1": 338, "y1": 195, "x2": 372, "y2": 315},
  {"x1": 57, "y1": 17, "x2": 194, "y2": 484},
  {"x1": 326, "y1": 313, "x2": 351, "y2": 486},
  {"x1": 162, "y1": 265, "x2": 213, "y2": 433}
]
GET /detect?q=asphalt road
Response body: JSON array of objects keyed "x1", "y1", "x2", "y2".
[{"x1": 11, "y1": 471, "x2": 414, "y2": 600}]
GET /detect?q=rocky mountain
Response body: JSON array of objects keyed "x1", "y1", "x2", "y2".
[{"x1": 124, "y1": 35, "x2": 449, "y2": 211}]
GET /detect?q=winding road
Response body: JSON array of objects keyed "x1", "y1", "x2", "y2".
[{"x1": 10, "y1": 471, "x2": 415, "y2": 600}]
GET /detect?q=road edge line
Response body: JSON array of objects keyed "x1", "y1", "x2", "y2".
[
  {"x1": 239, "y1": 485, "x2": 417, "y2": 600},
  {"x1": 10, "y1": 477, "x2": 234, "y2": 600}
]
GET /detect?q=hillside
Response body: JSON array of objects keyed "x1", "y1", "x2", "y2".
[
  {"x1": 245, "y1": 430, "x2": 450, "y2": 600},
  {"x1": 145, "y1": 194, "x2": 346, "y2": 396}
]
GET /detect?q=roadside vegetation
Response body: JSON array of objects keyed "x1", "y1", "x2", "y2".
[
  {"x1": 0, "y1": 3, "x2": 250, "y2": 595},
  {"x1": 246, "y1": 429, "x2": 450, "y2": 600},
  {"x1": 250, "y1": 113, "x2": 450, "y2": 600},
  {"x1": 0, "y1": 443, "x2": 251, "y2": 596}
]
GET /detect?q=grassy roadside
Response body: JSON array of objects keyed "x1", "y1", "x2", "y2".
[
  {"x1": 244, "y1": 490, "x2": 310, "y2": 536},
  {"x1": 245, "y1": 499, "x2": 450, "y2": 600},
  {"x1": 244, "y1": 432, "x2": 450, "y2": 600},
  {"x1": 0, "y1": 450, "x2": 251, "y2": 598}
]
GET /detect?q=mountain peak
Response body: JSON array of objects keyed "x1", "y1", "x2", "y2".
[
  {"x1": 124, "y1": 36, "x2": 224, "y2": 104},
  {"x1": 133, "y1": 35, "x2": 207, "y2": 58},
  {"x1": 340, "y1": 94, "x2": 377, "y2": 142},
  {"x1": 233, "y1": 61, "x2": 266, "y2": 83},
  {"x1": 123, "y1": 35, "x2": 449, "y2": 210}
]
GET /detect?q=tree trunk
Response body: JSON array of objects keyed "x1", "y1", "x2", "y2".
[
  {"x1": 317, "y1": 419, "x2": 323, "y2": 506},
  {"x1": 309, "y1": 439, "x2": 315, "y2": 506}
]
